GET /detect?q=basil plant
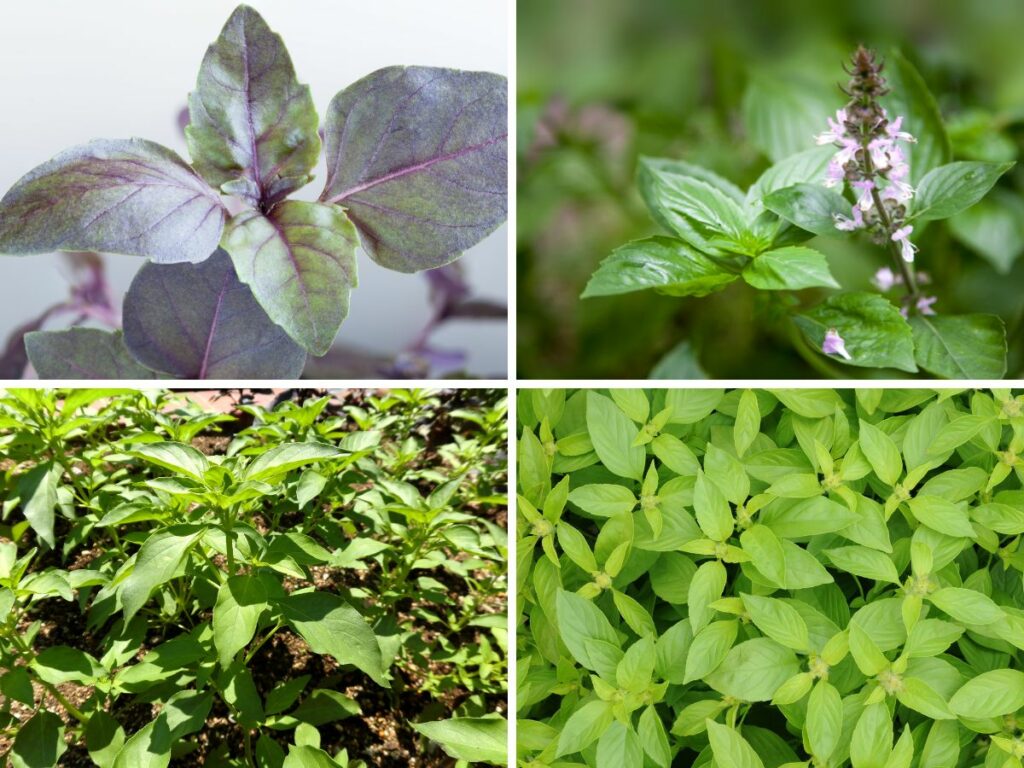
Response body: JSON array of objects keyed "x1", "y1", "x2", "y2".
[
  {"x1": 0, "y1": 5, "x2": 508, "y2": 380},
  {"x1": 584, "y1": 47, "x2": 1013, "y2": 379}
]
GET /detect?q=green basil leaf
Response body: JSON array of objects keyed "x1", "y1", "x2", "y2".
[
  {"x1": 556, "y1": 700, "x2": 614, "y2": 757},
  {"x1": 928, "y1": 587, "x2": 1004, "y2": 625},
  {"x1": 911, "y1": 161, "x2": 1014, "y2": 222},
  {"x1": 910, "y1": 314, "x2": 1007, "y2": 380},
  {"x1": 704, "y1": 638, "x2": 800, "y2": 702},
  {"x1": 586, "y1": 392, "x2": 645, "y2": 480},
  {"x1": 706, "y1": 720, "x2": 766, "y2": 768},
  {"x1": 742, "y1": 246, "x2": 839, "y2": 290},
  {"x1": 411, "y1": 717, "x2": 507, "y2": 765},
  {"x1": 762, "y1": 183, "x2": 851, "y2": 237},
  {"x1": 582, "y1": 236, "x2": 737, "y2": 299},
  {"x1": 795, "y1": 292, "x2": 917, "y2": 373},
  {"x1": 948, "y1": 669, "x2": 1024, "y2": 718},
  {"x1": 806, "y1": 680, "x2": 843, "y2": 760},
  {"x1": 740, "y1": 593, "x2": 810, "y2": 652},
  {"x1": 279, "y1": 591, "x2": 387, "y2": 686},
  {"x1": 213, "y1": 575, "x2": 270, "y2": 667},
  {"x1": 11, "y1": 711, "x2": 66, "y2": 768}
]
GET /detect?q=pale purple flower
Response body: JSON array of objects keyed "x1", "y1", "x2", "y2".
[
  {"x1": 815, "y1": 109, "x2": 848, "y2": 145},
  {"x1": 886, "y1": 116, "x2": 917, "y2": 143},
  {"x1": 824, "y1": 159, "x2": 846, "y2": 188},
  {"x1": 833, "y1": 205, "x2": 864, "y2": 232},
  {"x1": 872, "y1": 266, "x2": 900, "y2": 292},
  {"x1": 892, "y1": 225, "x2": 917, "y2": 262},
  {"x1": 833, "y1": 138, "x2": 859, "y2": 167},
  {"x1": 867, "y1": 137, "x2": 893, "y2": 170},
  {"x1": 881, "y1": 179, "x2": 914, "y2": 204},
  {"x1": 823, "y1": 328, "x2": 852, "y2": 361},
  {"x1": 851, "y1": 179, "x2": 875, "y2": 211},
  {"x1": 916, "y1": 295, "x2": 937, "y2": 315}
]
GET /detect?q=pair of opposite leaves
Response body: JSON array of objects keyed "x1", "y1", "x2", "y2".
[{"x1": 0, "y1": 5, "x2": 508, "y2": 378}]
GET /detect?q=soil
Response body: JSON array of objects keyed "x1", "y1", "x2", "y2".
[{"x1": 0, "y1": 389, "x2": 507, "y2": 767}]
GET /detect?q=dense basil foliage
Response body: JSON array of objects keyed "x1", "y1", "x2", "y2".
[
  {"x1": 518, "y1": 387, "x2": 1024, "y2": 767},
  {"x1": 0, "y1": 5, "x2": 507, "y2": 379},
  {"x1": 0, "y1": 389, "x2": 507, "y2": 766}
]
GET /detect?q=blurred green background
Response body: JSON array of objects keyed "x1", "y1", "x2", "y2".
[{"x1": 517, "y1": 0, "x2": 1024, "y2": 379}]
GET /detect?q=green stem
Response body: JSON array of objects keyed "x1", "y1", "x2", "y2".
[
  {"x1": 244, "y1": 621, "x2": 283, "y2": 664},
  {"x1": 244, "y1": 729, "x2": 255, "y2": 767},
  {"x1": 224, "y1": 508, "x2": 236, "y2": 577}
]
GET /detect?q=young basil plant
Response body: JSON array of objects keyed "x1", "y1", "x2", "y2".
[
  {"x1": 584, "y1": 46, "x2": 1013, "y2": 379},
  {"x1": 0, "y1": 388, "x2": 508, "y2": 766},
  {"x1": 518, "y1": 387, "x2": 1024, "y2": 768},
  {"x1": 0, "y1": 5, "x2": 508, "y2": 379}
]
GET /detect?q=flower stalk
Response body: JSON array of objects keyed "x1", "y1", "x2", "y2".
[{"x1": 818, "y1": 45, "x2": 937, "y2": 318}]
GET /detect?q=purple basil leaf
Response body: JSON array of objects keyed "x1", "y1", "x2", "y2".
[
  {"x1": 320, "y1": 66, "x2": 508, "y2": 273},
  {"x1": 24, "y1": 329, "x2": 157, "y2": 379},
  {"x1": 187, "y1": 5, "x2": 319, "y2": 208},
  {"x1": 0, "y1": 139, "x2": 226, "y2": 263},
  {"x1": 122, "y1": 248, "x2": 307, "y2": 379},
  {"x1": 222, "y1": 201, "x2": 358, "y2": 356}
]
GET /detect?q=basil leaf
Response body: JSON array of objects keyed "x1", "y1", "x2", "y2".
[
  {"x1": 212, "y1": 575, "x2": 270, "y2": 667},
  {"x1": 762, "y1": 183, "x2": 851, "y2": 237},
  {"x1": 596, "y1": 721, "x2": 643, "y2": 768},
  {"x1": 928, "y1": 587, "x2": 1004, "y2": 625},
  {"x1": 187, "y1": 5, "x2": 320, "y2": 207},
  {"x1": 122, "y1": 248, "x2": 306, "y2": 378},
  {"x1": 795, "y1": 292, "x2": 917, "y2": 373},
  {"x1": 279, "y1": 591, "x2": 387, "y2": 686},
  {"x1": 0, "y1": 139, "x2": 224, "y2": 263},
  {"x1": 740, "y1": 593, "x2": 810, "y2": 652},
  {"x1": 706, "y1": 720, "x2": 765, "y2": 768},
  {"x1": 556, "y1": 699, "x2": 614, "y2": 757},
  {"x1": 704, "y1": 638, "x2": 800, "y2": 702},
  {"x1": 910, "y1": 314, "x2": 1007, "y2": 379},
  {"x1": 321, "y1": 66, "x2": 507, "y2": 272},
  {"x1": 948, "y1": 669, "x2": 1024, "y2": 719},
  {"x1": 742, "y1": 73, "x2": 839, "y2": 163},
  {"x1": 120, "y1": 526, "x2": 205, "y2": 622},
  {"x1": 582, "y1": 236, "x2": 737, "y2": 298},
  {"x1": 411, "y1": 717, "x2": 507, "y2": 765},
  {"x1": 586, "y1": 392, "x2": 645, "y2": 480},
  {"x1": 222, "y1": 201, "x2": 358, "y2": 356},
  {"x1": 948, "y1": 189, "x2": 1024, "y2": 273},
  {"x1": 11, "y1": 711, "x2": 66, "y2": 768},
  {"x1": 911, "y1": 161, "x2": 1014, "y2": 222},
  {"x1": 858, "y1": 420, "x2": 903, "y2": 486},
  {"x1": 824, "y1": 546, "x2": 901, "y2": 584},
  {"x1": 16, "y1": 461, "x2": 61, "y2": 548},
  {"x1": 850, "y1": 702, "x2": 892, "y2": 768},
  {"x1": 741, "y1": 246, "x2": 839, "y2": 290},
  {"x1": 806, "y1": 680, "x2": 843, "y2": 761},
  {"x1": 243, "y1": 442, "x2": 340, "y2": 483},
  {"x1": 684, "y1": 620, "x2": 738, "y2": 684},
  {"x1": 568, "y1": 484, "x2": 637, "y2": 518},
  {"x1": 907, "y1": 496, "x2": 976, "y2": 538},
  {"x1": 25, "y1": 329, "x2": 157, "y2": 380}
]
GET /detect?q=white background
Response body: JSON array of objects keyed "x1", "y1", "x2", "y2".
[{"x1": 0, "y1": 0, "x2": 508, "y2": 377}]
